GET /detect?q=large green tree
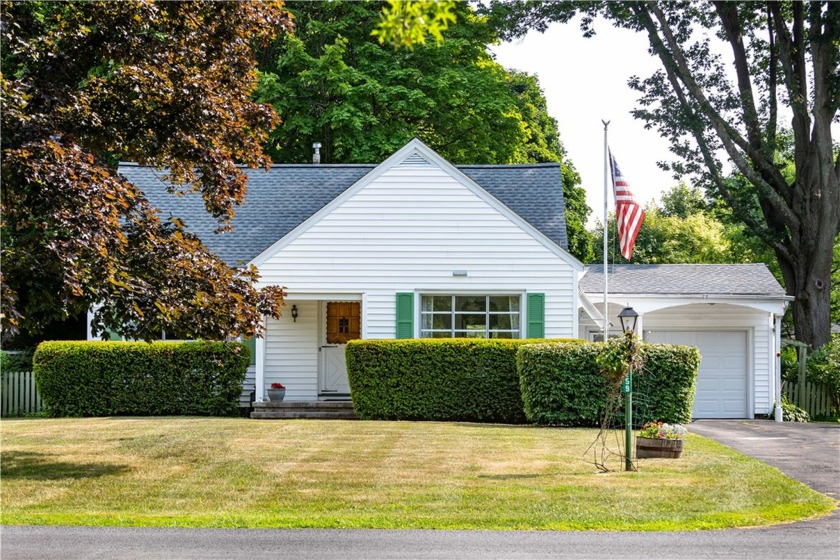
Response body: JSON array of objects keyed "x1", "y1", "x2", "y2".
[
  {"x1": 255, "y1": 0, "x2": 593, "y2": 261},
  {"x1": 490, "y1": 1, "x2": 840, "y2": 348},
  {"x1": 1, "y1": 1, "x2": 291, "y2": 340}
]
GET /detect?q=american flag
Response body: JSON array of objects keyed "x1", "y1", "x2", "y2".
[{"x1": 609, "y1": 151, "x2": 645, "y2": 261}]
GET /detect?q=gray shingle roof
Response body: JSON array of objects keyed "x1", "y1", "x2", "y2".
[
  {"x1": 580, "y1": 264, "x2": 786, "y2": 297},
  {"x1": 459, "y1": 165, "x2": 568, "y2": 251},
  {"x1": 119, "y1": 162, "x2": 568, "y2": 266}
]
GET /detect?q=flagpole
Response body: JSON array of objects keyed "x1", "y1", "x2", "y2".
[{"x1": 602, "y1": 120, "x2": 610, "y2": 341}]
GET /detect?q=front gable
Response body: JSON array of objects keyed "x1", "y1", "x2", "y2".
[{"x1": 251, "y1": 139, "x2": 583, "y2": 272}]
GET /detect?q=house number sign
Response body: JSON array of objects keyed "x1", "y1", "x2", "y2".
[{"x1": 621, "y1": 373, "x2": 632, "y2": 394}]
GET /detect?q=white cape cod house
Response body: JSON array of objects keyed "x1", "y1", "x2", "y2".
[{"x1": 108, "y1": 138, "x2": 789, "y2": 420}]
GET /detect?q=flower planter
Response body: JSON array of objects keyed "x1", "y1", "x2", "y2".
[
  {"x1": 267, "y1": 388, "x2": 286, "y2": 402},
  {"x1": 636, "y1": 437, "x2": 684, "y2": 459}
]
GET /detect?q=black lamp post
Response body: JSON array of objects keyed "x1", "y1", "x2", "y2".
[
  {"x1": 617, "y1": 306, "x2": 638, "y2": 472},
  {"x1": 618, "y1": 306, "x2": 638, "y2": 333}
]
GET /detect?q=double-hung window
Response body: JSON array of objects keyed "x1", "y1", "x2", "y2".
[{"x1": 420, "y1": 295, "x2": 521, "y2": 339}]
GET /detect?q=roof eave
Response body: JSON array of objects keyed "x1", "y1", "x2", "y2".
[{"x1": 581, "y1": 291, "x2": 793, "y2": 301}]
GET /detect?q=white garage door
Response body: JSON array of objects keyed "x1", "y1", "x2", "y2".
[{"x1": 647, "y1": 331, "x2": 748, "y2": 419}]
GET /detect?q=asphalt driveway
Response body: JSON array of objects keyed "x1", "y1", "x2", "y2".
[{"x1": 689, "y1": 419, "x2": 840, "y2": 499}]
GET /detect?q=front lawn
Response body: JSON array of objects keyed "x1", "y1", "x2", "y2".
[{"x1": 0, "y1": 418, "x2": 834, "y2": 530}]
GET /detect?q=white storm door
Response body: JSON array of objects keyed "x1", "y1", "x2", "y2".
[{"x1": 321, "y1": 346, "x2": 351, "y2": 395}]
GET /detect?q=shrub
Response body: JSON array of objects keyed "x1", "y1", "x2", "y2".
[
  {"x1": 779, "y1": 396, "x2": 810, "y2": 423},
  {"x1": 345, "y1": 338, "x2": 581, "y2": 423},
  {"x1": 1, "y1": 349, "x2": 34, "y2": 372},
  {"x1": 33, "y1": 341, "x2": 249, "y2": 417},
  {"x1": 807, "y1": 335, "x2": 840, "y2": 413},
  {"x1": 518, "y1": 342, "x2": 699, "y2": 426}
]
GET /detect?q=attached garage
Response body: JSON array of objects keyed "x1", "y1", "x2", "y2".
[
  {"x1": 578, "y1": 264, "x2": 792, "y2": 421},
  {"x1": 647, "y1": 330, "x2": 748, "y2": 419}
]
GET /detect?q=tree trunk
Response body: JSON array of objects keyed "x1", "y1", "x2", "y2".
[
  {"x1": 779, "y1": 251, "x2": 833, "y2": 350},
  {"x1": 774, "y1": 153, "x2": 838, "y2": 349}
]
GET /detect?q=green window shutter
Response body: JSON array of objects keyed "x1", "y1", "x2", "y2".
[
  {"x1": 527, "y1": 293, "x2": 545, "y2": 339},
  {"x1": 244, "y1": 336, "x2": 257, "y2": 367},
  {"x1": 104, "y1": 327, "x2": 122, "y2": 341},
  {"x1": 395, "y1": 292, "x2": 415, "y2": 339}
]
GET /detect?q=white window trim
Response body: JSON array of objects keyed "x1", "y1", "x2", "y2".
[{"x1": 418, "y1": 293, "x2": 524, "y2": 339}]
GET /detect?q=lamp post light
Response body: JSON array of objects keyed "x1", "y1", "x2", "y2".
[
  {"x1": 618, "y1": 306, "x2": 639, "y2": 333},
  {"x1": 618, "y1": 306, "x2": 638, "y2": 472}
]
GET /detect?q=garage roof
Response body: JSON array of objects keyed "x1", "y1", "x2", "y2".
[{"x1": 580, "y1": 264, "x2": 786, "y2": 297}]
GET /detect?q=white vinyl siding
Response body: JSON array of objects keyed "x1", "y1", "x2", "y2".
[
  {"x1": 752, "y1": 324, "x2": 770, "y2": 412},
  {"x1": 364, "y1": 291, "x2": 397, "y2": 339},
  {"x1": 264, "y1": 300, "x2": 319, "y2": 401},
  {"x1": 239, "y1": 365, "x2": 256, "y2": 408}
]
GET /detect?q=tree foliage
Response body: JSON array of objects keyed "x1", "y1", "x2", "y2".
[
  {"x1": 1, "y1": 1, "x2": 292, "y2": 340},
  {"x1": 592, "y1": 201, "x2": 733, "y2": 266},
  {"x1": 491, "y1": 1, "x2": 840, "y2": 347},
  {"x1": 255, "y1": 0, "x2": 593, "y2": 261},
  {"x1": 373, "y1": 0, "x2": 457, "y2": 49},
  {"x1": 659, "y1": 183, "x2": 708, "y2": 219}
]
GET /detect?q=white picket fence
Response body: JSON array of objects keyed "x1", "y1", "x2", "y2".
[
  {"x1": 1, "y1": 371, "x2": 44, "y2": 416},
  {"x1": 783, "y1": 379, "x2": 834, "y2": 419}
]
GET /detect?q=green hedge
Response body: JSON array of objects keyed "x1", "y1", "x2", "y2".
[
  {"x1": 518, "y1": 342, "x2": 699, "y2": 426},
  {"x1": 346, "y1": 338, "x2": 581, "y2": 423},
  {"x1": 33, "y1": 341, "x2": 250, "y2": 417}
]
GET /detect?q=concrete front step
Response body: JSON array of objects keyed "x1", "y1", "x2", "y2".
[
  {"x1": 251, "y1": 400, "x2": 357, "y2": 420},
  {"x1": 251, "y1": 410, "x2": 358, "y2": 419},
  {"x1": 254, "y1": 400, "x2": 354, "y2": 408}
]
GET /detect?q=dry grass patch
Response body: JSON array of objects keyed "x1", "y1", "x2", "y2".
[{"x1": 1, "y1": 417, "x2": 834, "y2": 530}]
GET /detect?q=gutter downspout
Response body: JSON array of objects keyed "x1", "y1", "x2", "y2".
[{"x1": 579, "y1": 287, "x2": 606, "y2": 331}]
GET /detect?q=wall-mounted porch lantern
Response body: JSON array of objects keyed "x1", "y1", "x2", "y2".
[{"x1": 291, "y1": 305, "x2": 299, "y2": 323}]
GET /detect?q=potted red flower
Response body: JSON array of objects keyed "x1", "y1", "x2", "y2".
[{"x1": 267, "y1": 382, "x2": 286, "y2": 402}]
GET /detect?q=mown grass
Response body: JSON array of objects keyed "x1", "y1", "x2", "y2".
[{"x1": 0, "y1": 417, "x2": 834, "y2": 530}]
